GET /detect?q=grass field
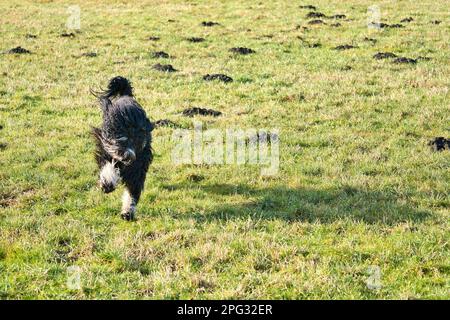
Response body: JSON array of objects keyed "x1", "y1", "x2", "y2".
[{"x1": 0, "y1": 0, "x2": 449, "y2": 299}]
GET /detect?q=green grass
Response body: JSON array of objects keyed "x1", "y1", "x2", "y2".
[{"x1": 0, "y1": 0, "x2": 449, "y2": 299}]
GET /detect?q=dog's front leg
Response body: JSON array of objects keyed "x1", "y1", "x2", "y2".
[
  {"x1": 120, "y1": 145, "x2": 152, "y2": 221},
  {"x1": 121, "y1": 167, "x2": 146, "y2": 221},
  {"x1": 121, "y1": 187, "x2": 137, "y2": 221}
]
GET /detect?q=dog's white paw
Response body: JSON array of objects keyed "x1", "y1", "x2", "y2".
[{"x1": 121, "y1": 190, "x2": 136, "y2": 220}]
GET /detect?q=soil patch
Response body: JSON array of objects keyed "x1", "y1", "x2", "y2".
[
  {"x1": 373, "y1": 52, "x2": 397, "y2": 59},
  {"x1": 201, "y1": 21, "x2": 220, "y2": 27},
  {"x1": 61, "y1": 32, "x2": 75, "y2": 38},
  {"x1": 4, "y1": 46, "x2": 31, "y2": 54},
  {"x1": 393, "y1": 57, "x2": 417, "y2": 64},
  {"x1": 203, "y1": 74, "x2": 233, "y2": 83},
  {"x1": 80, "y1": 52, "x2": 97, "y2": 57},
  {"x1": 334, "y1": 44, "x2": 357, "y2": 50},
  {"x1": 299, "y1": 5, "x2": 317, "y2": 10},
  {"x1": 187, "y1": 37, "x2": 205, "y2": 43},
  {"x1": 154, "y1": 119, "x2": 179, "y2": 128},
  {"x1": 306, "y1": 12, "x2": 325, "y2": 18},
  {"x1": 401, "y1": 17, "x2": 414, "y2": 23},
  {"x1": 329, "y1": 14, "x2": 346, "y2": 19},
  {"x1": 153, "y1": 63, "x2": 177, "y2": 72},
  {"x1": 151, "y1": 51, "x2": 170, "y2": 58},
  {"x1": 369, "y1": 22, "x2": 403, "y2": 29},
  {"x1": 308, "y1": 19, "x2": 325, "y2": 25},
  {"x1": 229, "y1": 47, "x2": 255, "y2": 55},
  {"x1": 182, "y1": 107, "x2": 222, "y2": 117}
]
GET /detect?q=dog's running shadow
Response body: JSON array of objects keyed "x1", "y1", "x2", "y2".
[{"x1": 159, "y1": 183, "x2": 432, "y2": 225}]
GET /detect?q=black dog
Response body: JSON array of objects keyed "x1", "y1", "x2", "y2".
[{"x1": 92, "y1": 76, "x2": 153, "y2": 220}]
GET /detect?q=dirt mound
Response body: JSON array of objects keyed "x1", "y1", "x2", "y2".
[
  {"x1": 203, "y1": 74, "x2": 233, "y2": 83},
  {"x1": 308, "y1": 19, "x2": 325, "y2": 25},
  {"x1": 306, "y1": 12, "x2": 325, "y2": 18},
  {"x1": 61, "y1": 32, "x2": 75, "y2": 38},
  {"x1": 401, "y1": 17, "x2": 414, "y2": 23},
  {"x1": 151, "y1": 51, "x2": 170, "y2": 58},
  {"x1": 201, "y1": 21, "x2": 220, "y2": 27},
  {"x1": 299, "y1": 5, "x2": 317, "y2": 10},
  {"x1": 334, "y1": 44, "x2": 357, "y2": 50},
  {"x1": 4, "y1": 46, "x2": 31, "y2": 54},
  {"x1": 393, "y1": 57, "x2": 417, "y2": 64},
  {"x1": 153, "y1": 63, "x2": 177, "y2": 72},
  {"x1": 229, "y1": 47, "x2": 255, "y2": 55},
  {"x1": 154, "y1": 119, "x2": 178, "y2": 128},
  {"x1": 182, "y1": 107, "x2": 222, "y2": 117},
  {"x1": 373, "y1": 52, "x2": 397, "y2": 59},
  {"x1": 187, "y1": 37, "x2": 205, "y2": 43},
  {"x1": 80, "y1": 52, "x2": 97, "y2": 57},
  {"x1": 369, "y1": 22, "x2": 403, "y2": 29},
  {"x1": 329, "y1": 14, "x2": 346, "y2": 19},
  {"x1": 429, "y1": 137, "x2": 450, "y2": 151},
  {"x1": 377, "y1": 22, "x2": 389, "y2": 28}
]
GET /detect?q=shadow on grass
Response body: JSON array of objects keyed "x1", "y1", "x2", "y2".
[{"x1": 160, "y1": 183, "x2": 432, "y2": 225}]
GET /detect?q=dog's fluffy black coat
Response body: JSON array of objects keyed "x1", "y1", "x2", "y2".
[{"x1": 92, "y1": 76, "x2": 153, "y2": 220}]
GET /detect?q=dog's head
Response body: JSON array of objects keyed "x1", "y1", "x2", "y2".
[{"x1": 101, "y1": 98, "x2": 153, "y2": 164}]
